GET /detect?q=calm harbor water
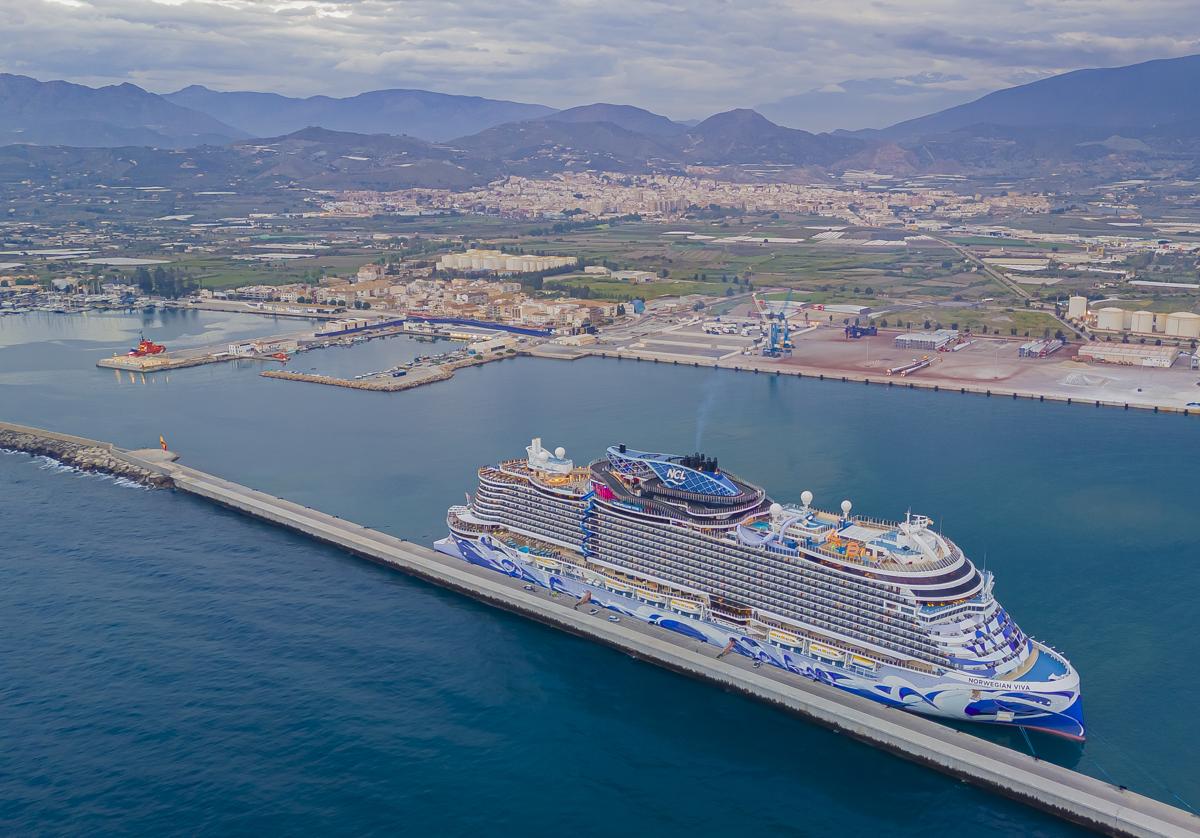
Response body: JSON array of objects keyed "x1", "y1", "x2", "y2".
[{"x1": 2, "y1": 309, "x2": 1197, "y2": 835}]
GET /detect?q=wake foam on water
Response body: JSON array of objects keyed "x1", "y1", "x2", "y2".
[{"x1": 15, "y1": 453, "x2": 150, "y2": 489}]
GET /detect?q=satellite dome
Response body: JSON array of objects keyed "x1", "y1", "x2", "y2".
[
  {"x1": 769, "y1": 502, "x2": 783, "y2": 517},
  {"x1": 538, "y1": 449, "x2": 550, "y2": 460},
  {"x1": 841, "y1": 499, "x2": 853, "y2": 516},
  {"x1": 554, "y1": 446, "x2": 566, "y2": 459},
  {"x1": 801, "y1": 490, "x2": 813, "y2": 507}
]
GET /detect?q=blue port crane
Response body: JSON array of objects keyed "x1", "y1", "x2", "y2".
[{"x1": 753, "y1": 290, "x2": 794, "y2": 357}]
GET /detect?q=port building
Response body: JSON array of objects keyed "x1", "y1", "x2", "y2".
[
  {"x1": 1076, "y1": 344, "x2": 1180, "y2": 367},
  {"x1": 895, "y1": 330, "x2": 958, "y2": 350}
]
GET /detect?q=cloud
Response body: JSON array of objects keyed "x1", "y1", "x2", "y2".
[{"x1": 0, "y1": 0, "x2": 1198, "y2": 123}]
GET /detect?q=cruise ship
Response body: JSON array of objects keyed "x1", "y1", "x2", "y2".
[{"x1": 436, "y1": 439, "x2": 1084, "y2": 739}]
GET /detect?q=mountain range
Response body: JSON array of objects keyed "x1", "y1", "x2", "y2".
[
  {"x1": 5, "y1": 54, "x2": 1200, "y2": 185},
  {"x1": 0, "y1": 74, "x2": 245, "y2": 147},
  {"x1": 163, "y1": 85, "x2": 554, "y2": 143}
]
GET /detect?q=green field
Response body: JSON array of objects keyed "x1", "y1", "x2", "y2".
[
  {"x1": 888, "y1": 305, "x2": 1070, "y2": 337},
  {"x1": 169, "y1": 253, "x2": 374, "y2": 289},
  {"x1": 544, "y1": 275, "x2": 725, "y2": 301}
]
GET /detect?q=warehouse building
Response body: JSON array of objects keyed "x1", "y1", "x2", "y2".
[{"x1": 1077, "y1": 344, "x2": 1180, "y2": 368}]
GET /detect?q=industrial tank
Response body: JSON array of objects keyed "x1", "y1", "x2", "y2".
[
  {"x1": 1165, "y1": 311, "x2": 1200, "y2": 338},
  {"x1": 1130, "y1": 311, "x2": 1156, "y2": 334},
  {"x1": 1096, "y1": 307, "x2": 1128, "y2": 331}
]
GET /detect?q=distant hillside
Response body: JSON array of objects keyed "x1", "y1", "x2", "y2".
[
  {"x1": 0, "y1": 74, "x2": 244, "y2": 148},
  {"x1": 0, "y1": 127, "x2": 498, "y2": 191},
  {"x1": 545, "y1": 103, "x2": 686, "y2": 137},
  {"x1": 233, "y1": 127, "x2": 499, "y2": 189},
  {"x1": 450, "y1": 119, "x2": 683, "y2": 175},
  {"x1": 683, "y1": 109, "x2": 862, "y2": 166},
  {"x1": 880, "y1": 54, "x2": 1200, "y2": 140},
  {"x1": 166, "y1": 85, "x2": 554, "y2": 142},
  {"x1": 451, "y1": 108, "x2": 862, "y2": 173}
]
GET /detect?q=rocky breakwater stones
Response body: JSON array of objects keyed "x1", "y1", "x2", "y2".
[{"x1": 0, "y1": 427, "x2": 173, "y2": 488}]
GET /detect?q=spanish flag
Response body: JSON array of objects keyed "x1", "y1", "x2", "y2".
[{"x1": 159, "y1": 435, "x2": 168, "y2": 451}]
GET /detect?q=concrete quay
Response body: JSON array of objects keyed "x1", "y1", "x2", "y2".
[
  {"x1": 581, "y1": 348, "x2": 1200, "y2": 417},
  {"x1": 261, "y1": 365, "x2": 452, "y2": 391},
  {"x1": 102, "y1": 451, "x2": 1196, "y2": 837},
  {"x1": 260, "y1": 350, "x2": 511, "y2": 393}
]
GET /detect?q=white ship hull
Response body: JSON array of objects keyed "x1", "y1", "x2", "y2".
[{"x1": 436, "y1": 533, "x2": 1085, "y2": 740}]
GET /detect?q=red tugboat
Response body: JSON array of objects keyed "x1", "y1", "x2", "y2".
[{"x1": 128, "y1": 335, "x2": 166, "y2": 357}]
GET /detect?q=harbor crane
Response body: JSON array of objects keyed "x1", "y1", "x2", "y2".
[{"x1": 752, "y1": 290, "x2": 794, "y2": 357}]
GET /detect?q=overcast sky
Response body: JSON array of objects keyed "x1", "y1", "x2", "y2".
[{"x1": 4, "y1": 0, "x2": 1200, "y2": 129}]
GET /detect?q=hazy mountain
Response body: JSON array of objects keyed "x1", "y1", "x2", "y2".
[
  {"x1": 757, "y1": 74, "x2": 989, "y2": 133},
  {"x1": 545, "y1": 103, "x2": 687, "y2": 137},
  {"x1": 165, "y1": 85, "x2": 554, "y2": 142},
  {"x1": 11, "y1": 54, "x2": 1200, "y2": 187},
  {"x1": 879, "y1": 54, "x2": 1200, "y2": 141},
  {"x1": 450, "y1": 119, "x2": 682, "y2": 175},
  {"x1": 0, "y1": 74, "x2": 244, "y2": 148},
  {"x1": 450, "y1": 107, "x2": 862, "y2": 173},
  {"x1": 683, "y1": 109, "x2": 862, "y2": 166},
  {"x1": 0, "y1": 127, "x2": 498, "y2": 191},
  {"x1": 233, "y1": 126, "x2": 499, "y2": 189}
]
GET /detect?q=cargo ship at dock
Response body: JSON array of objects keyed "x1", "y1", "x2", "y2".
[{"x1": 437, "y1": 439, "x2": 1084, "y2": 739}]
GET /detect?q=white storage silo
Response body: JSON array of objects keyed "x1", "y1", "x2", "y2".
[
  {"x1": 1130, "y1": 310, "x2": 1156, "y2": 334},
  {"x1": 1165, "y1": 311, "x2": 1200, "y2": 338},
  {"x1": 1096, "y1": 307, "x2": 1127, "y2": 331}
]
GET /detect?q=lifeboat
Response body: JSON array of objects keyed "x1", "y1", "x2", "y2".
[
  {"x1": 768, "y1": 628, "x2": 802, "y2": 648},
  {"x1": 670, "y1": 597, "x2": 704, "y2": 615},
  {"x1": 533, "y1": 556, "x2": 561, "y2": 571},
  {"x1": 849, "y1": 654, "x2": 878, "y2": 670},
  {"x1": 807, "y1": 642, "x2": 846, "y2": 663},
  {"x1": 636, "y1": 589, "x2": 667, "y2": 606}
]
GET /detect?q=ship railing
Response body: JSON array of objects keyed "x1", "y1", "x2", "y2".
[
  {"x1": 447, "y1": 511, "x2": 494, "y2": 534},
  {"x1": 756, "y1": 617, "x2": 940, "y2": 675}
]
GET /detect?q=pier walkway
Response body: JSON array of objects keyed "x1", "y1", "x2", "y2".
[{"x1": 120, "y1": 452, "x2": 1199, "y2": 837}]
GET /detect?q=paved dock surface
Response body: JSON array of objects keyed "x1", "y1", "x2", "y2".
[{"x1": 123, "y1": 453, "x2": 1199, "y2": 838}]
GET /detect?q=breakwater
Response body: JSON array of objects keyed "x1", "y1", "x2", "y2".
[
  {"x1": 0, "y1": 422, "x2": 174, "y2": 488},
  {"x1": 260, "y1": 351, "x2": 510, "y2": 392},
  {"x1": 261, "y1": 366, "x2": 453, "y2": 391}
]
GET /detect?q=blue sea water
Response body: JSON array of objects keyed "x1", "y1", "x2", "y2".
[{"x1": 2, "y1": 310, "x2": 1197, "y2": 835}]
